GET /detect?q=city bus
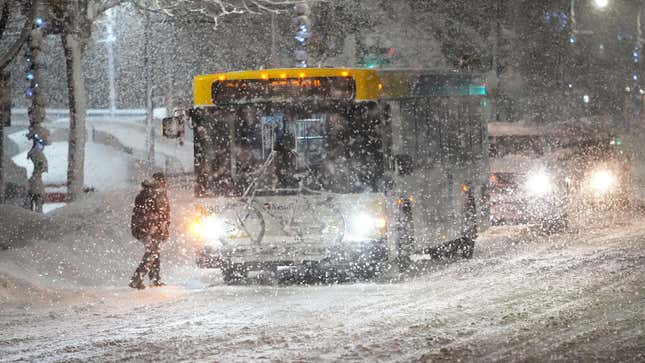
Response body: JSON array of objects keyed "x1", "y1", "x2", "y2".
[{"x1": 163, "y1": 68, "x2": 489, "y2": 281}]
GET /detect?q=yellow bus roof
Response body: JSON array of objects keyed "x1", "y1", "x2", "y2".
[{"x1": 193, "y1": 68, "x2": 382, "y2": 107}]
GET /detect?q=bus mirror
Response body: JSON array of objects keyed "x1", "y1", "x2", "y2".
[
  {"x1": 396, "y1": 154, "x2": 414, "y2": 176},
  {"x1": 162, "y1": 116, "x2": 185, "y2": 139}
]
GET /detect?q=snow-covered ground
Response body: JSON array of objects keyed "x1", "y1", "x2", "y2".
[
  {"x1": 1, "y1": 115, "x2": 644, "y2": 361},
  {"x1": 0, "y1": 186, "x2": 643, "y2": 361}
]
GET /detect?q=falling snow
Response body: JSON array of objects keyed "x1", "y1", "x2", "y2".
[{"x1": 1, "y1": 0, "x2": 645, "y2": 361}]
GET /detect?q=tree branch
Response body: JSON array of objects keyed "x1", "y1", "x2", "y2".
[
  {"x1": 0, "y1": 0, "x2": 34, "y2": 71},
  {"x1": 88, "y1": 0, "x2": 131, "y2": 22},
  {"x1": 138, "y1": 0, "x2": 299, "y2": 25},
  {"x1": 0, "y1": 0, "x2": 9, "y2": 39}
]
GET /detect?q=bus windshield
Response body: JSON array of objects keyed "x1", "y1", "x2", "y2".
[{"x1": 192, "y1": 102, "x2": 386, "y2": 197}]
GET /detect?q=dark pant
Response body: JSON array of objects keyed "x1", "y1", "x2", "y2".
[{"x1": 132, "y1": 236, "x2": 161, "y2": 284}]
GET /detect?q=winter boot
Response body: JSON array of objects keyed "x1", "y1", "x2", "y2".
[
  {"x1": 149, "y1": 261, "x2": 164, "y2": 287},
  {"x1": 129, "y1": 276, "x2": 146, "y2": 290}
]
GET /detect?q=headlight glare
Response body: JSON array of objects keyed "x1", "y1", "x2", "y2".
[
  {"x1": 189, "y1": 214, "x2": 233, "y2": 241},
  {"x1": 525, "y1": 170, "x2": 553, "y2": 196},
  {"x1": 345, "y1": 212, "x2": 386, "y2": 242},
  {"x1": 589, "y1": 169, "x2": 616, "y2": 193}
]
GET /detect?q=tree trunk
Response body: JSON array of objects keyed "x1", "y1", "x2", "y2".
[
  {"x1": 0, "y1": 112, "x2": 3, "y2": 204},
  {"x1": 62, "y1": 32, "x2": 86, "y2": 201},
  {"x1": 0, "y1": 71, "x2": 8, "y2": 127},
  {"x1": 0, "y1": 1, "x2": 9, "y2": 40},
  {"x1": 27, "y1": 9, "x2": 48, "y2": 212},
  {"x1": 0, "y1": 70, "x2": 9, "y2": 203}
]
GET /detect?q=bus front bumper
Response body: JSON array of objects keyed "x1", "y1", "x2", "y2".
[{"x1": 195, "y1": 239, "x2": 388, "y2": 270}]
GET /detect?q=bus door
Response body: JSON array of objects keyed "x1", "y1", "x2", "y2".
[
  {"x1": 391, "y1": 97, "x2": 451, "y2": 251},
  {"x1": 442, "y1": 96, "x2": 490, "y2": 236}
]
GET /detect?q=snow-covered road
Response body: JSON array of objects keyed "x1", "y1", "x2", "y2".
[{"x1": 2, "y1": 212, "x2": 644, "y2": 362}]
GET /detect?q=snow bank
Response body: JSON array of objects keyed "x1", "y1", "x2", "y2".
[
  {"x1": 12, "y1": 142, "x2": 135, "y2": 189},
  {"x1": 0, "y1": 191, "x2": 138, "y2": 306},
  {"x1": 0, "y1": 205, "x2": 56, "y2": 249},
  {"x1": 0, "y1": 186, "x2": 201, "y2": 308}
]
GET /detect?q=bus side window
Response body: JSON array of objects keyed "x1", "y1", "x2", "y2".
[
  {"x1": 379, "y1": 103, "x2": 393, "y2": 161},
  {"x1": 400, "y1": 100, "x2": 417, "y2": 161},
  {"x1": 438, "y1": 100, "x2": 450, "y2": 165},
  {"x1": 447, "y1": 98, "x2": 461, "y2": 165},
  {"x1": 465, "y1": 99, "x2": 479, "y2": 163},
  {"x1": 429, "y1": 100, "x2": 443, "y2": 165},
  {"x1": 456, "y1": 102, "x2": 466, "y2": 164},
  {"x1": 459, "y1": 99, "x2": 473, "y2": 165},
  {"x1": 414, "y1": 98, "x2": 439, "y2": 167}
]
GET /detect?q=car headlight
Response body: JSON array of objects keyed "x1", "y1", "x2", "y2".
[
  {"x1": 589, "y1": 169, "x2": 617, "y2": 194},
  {"x1": 344, "y1": 212, "x2": 387, "y2": 242},
  {"x1": 525, "y1": 169, "x2": 553, "y2": 196}
]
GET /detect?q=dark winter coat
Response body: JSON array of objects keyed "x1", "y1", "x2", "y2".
[
  {"x1": 131, "y1": 181, "x2": 170, "y2": 241},
  {"x1": 154, "y1": 186, "x2": 171, "y2": 241}
]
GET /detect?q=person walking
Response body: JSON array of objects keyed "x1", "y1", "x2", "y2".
[{"x1": 129, "y1": 173, "x2": 170, "y2": 289}]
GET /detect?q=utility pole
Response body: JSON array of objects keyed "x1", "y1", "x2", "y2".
[
  {"x1": 634, "y1": 2, "x2": 644, "y2": 132},
  {"x1": 571, "y1": 0, "x2": 577, "y2": 39},
  {"x1": 143, "y1": 2, "x2": 155, "y2": 168},
  {"x1": 146, "y1": 86, "x2": 156, "y2": 168},
  {"x1": 166, "y1": 19, "x2": 177, "y2": 114},
  {"x1": 96, "y1": 9, "x2": 118, "y2": 118},
  {"x1": 0, "y1": 112, "x2": 3, "y2": 204},
  {"x1": 271, "y1": 12, "x2": 277, "y2": 67},
  {"x1": 489, "y1": 0, "x2": 501, "y2": 122},
  {"x1": 106, "y1": 9, "x2": 117, "y2": 118},
  {"x1": 293, "y1": 2, "x2": 311, "y2": 67}
]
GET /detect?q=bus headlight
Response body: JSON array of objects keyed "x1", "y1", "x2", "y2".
[
  {"x1": 525, "y1": 170, "x2": 553, "y2": 197},
  {"x1": 589, "y1": 169, "x2": 617, "y2": 194},
  {"x1": 189, "y1": 215, "x2": 232, "y2": 242},
  {"x1": 344, "y1": 212, "x2": 387, "y2": 242}
]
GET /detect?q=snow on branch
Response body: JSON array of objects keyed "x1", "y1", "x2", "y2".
[
  {"x1": 135, "y1": 0, "x2": 303, "y2": 26},
  {"x1": 0, "y1": 0, "x2": 32, "y2": 70},
  {"x1": 87, "y1": 0, "x2": 132, "y2": 22}
]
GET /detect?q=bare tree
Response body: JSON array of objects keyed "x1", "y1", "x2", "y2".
[
  {"x1": 46, "y1": 0, "x2": 129, "y2": 201},
  {"x1": 136, "y1": 0, "x2": 296, "y2": 24},
  {"x1": 0, "y1": 0, "x2": 36, "y2": 204},
  {"x1": 46, "y1": 0, "x2": 300, "y2": 201}
]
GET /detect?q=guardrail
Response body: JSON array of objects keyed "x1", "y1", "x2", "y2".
[
  {"x1": 8, "y1": 108, "x2": 150, "y2": 125},
  {"x1": 11, "y1": 108, "x2": 148, "y2": 117}
]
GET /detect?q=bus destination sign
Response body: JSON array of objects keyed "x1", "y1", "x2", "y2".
[{"x1": 211, "y1": 77, "x2": 356, "y2": 104}]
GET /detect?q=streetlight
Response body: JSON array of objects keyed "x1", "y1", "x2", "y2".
[
  {"x1": 593, "y1": 0, "x2": 609, "y2": 10},
  {"x1": 572, "y1": 0, "x2": 612, "y2": 36}
]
